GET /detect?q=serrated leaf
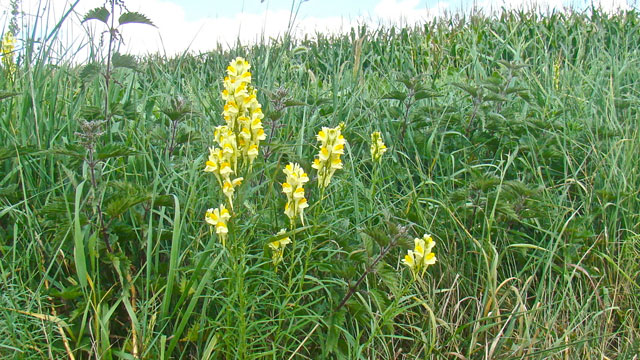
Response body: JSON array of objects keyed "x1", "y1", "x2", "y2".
[
  {"x1": 483, "y1": 93, "x2": 508, "y2": 102},
  {"x1": 283, "y1": 99, "x2": 309, "y2": 107},
  {"x1": 388, "y1": 105, "x2": 402, "y2": 118},
  {"x1": 82, "y1": 7, "x2": 110, "y2": 24},
  {"x1": 111, "y1": 53, "x2": 138, "y2": 71},
  {"x1": 79, "y1": 105, "x2": 103, "y2": 120},
  {"x1": 105, "y1": 193, "x2": 150, "y2": 218},
  {"x1": 152, "y1": 195, "x2": 175, "y2": 208},
  {"x1": 52, "y1": 144, "x2": 86, "y2": 159},
  {"x1": 80, "y1": 63, "x2": 102, "y2": 82},
  {"x1": 0, "y1": 91, "x2": 19, "y2": 101},
  {"x1": 325, "y1": 310, "x2": 345, "y2": 355},
  {"x1": 118, "y1": 12, "x2": 155, "y2": 27},
  {"x1": 377, "y1": 264, "x2": 401, "y2": 297},
  {"x1": 364, "y1": 228, "x2": 390, "y2": 247},
  {"x1": 453, "y1": 83, "x2": 479, "y2": 98},
  {"x1": 96, "y1": 144, "x2": 139, "y2": 160},
  {"x1": 382, "y1": 90, "x2": 407, "y2": 102},
  {"x1": 0, "y1": 145, "x2": 39, "y2": 161},
  {"x1": 414, "y1": 90, "x2": 439, "y2": 101}
]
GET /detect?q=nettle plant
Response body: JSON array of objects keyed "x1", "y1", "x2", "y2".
[{"x1": 81, "y1": 0, "x2": 155, "y2": 128}]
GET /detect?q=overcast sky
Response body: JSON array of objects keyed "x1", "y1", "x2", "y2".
[{"x1": 0, "y1": 0, "x2": 635, "y2": 59}]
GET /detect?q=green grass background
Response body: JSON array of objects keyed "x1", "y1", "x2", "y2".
[{"x1": 0, "y1": 5, "x2": 639, "y2": 359}]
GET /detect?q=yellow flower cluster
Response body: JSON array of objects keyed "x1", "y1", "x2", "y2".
[
  {"x1": 370, "y1": 131, "x2": 387, "y2": 162},
  {"x1": 312, "y1": 123, "x2": 346, "y2": 188},
  {"x1": 205, "y1": 204, "x2": 231, "y2": 246},
  {"x1": 1, "y1": 32, "x2": 16, "y2": 75},
  {"x1": 282, "y1": 163, "x2": 309, "y2": 226},
  {"x1": 402, "y1": 234, "x2": 437, "y2": 277},
  {"x1": 221, "y1": 57, "x2": 266, "y2": 167},
  {"x1": 268, "y1": 229, "x2": 291, "y2": 267},
  {"x1": 204, "y1": 57, "x2": 264, "y2": 212}
]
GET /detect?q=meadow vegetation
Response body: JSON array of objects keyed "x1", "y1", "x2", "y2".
[{"x1": 0, "y1": 3, "x2": 639, "y2": 358}]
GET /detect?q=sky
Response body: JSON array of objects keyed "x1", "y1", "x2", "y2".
[{"x1": 0, "y1": 0, "x2": 636, "y2": 60}]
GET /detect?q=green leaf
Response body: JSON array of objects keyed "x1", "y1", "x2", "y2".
[
  {"x1": 80, "y1": 63, "x2": 102, "y2": 82},
  {"x1": 0, "y1": 91, "x2": 19, "y2": 101},
  {"x1": 381, "y1": 90, "x2": 407, "y2": 102},
  {"x1": 325, "y1": 310, "x2": 345, "y2": 355},
  {"x1": 79, "y1": 105, "x2": 103, "y2": 120},
  {"x1": 74, "y1": 181, "x2": 88, "y2": 288},
  {"x1": 82, "y1": 7, "x2": 110, "y2": 24},
  {"x1": 0, "y1": 184, "x2": 18, "y2": 197},
  {"x1": 453, "y1": 82, "x2": 479, "y2": 98},
  {"x1": 105, "y1": 195, "x2": 150, "y2": 218},
  {"x1": 111, "y1": 52, "x2": 138, "y2": 71},
  {"x1": 96, "y1": 144, "x2": 139, "y2": 161},
  {"x1": 377, "y1": 264, "x2": 401, "y2": 297},
  {"x1": 414, "y1": 90, "x2": 440, "y2": 101},
  {"x1": 52, "y1": 144, "x2": 86, "y2": 159},
  {"x1": 118, "y1": 12, "x2": 155, "y2": 27},
  {"x1": 105, "y1": 183, "x2": 150, "y2": 218},
  {"x1": 283, "y1": 99, "x2": 309, "y2": 107},
  {"x1": 0, "y1": 145, "x2": 39, "y2": 161},
  {"x1": 152, "y1": 195, "x2": 175, "y2": 208}
]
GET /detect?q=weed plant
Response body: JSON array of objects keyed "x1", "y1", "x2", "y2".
[{"x1": 0, "y1": 5, "x2": 639, "y2": 359}]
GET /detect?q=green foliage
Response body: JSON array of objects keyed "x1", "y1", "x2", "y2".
[
  {"x1": 1, "y1": 5, "x2": 639, "y2": 360},
  {"x1": 82, "y1": 7, "x2": 110, "y2": 24}
]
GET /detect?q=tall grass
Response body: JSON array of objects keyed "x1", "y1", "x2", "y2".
[{"x1": 1, "y1": 5, "x2": 639, "y2": 359}]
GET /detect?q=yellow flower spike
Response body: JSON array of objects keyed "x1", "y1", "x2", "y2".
[
  {"x1": 1, "y1": 32, "x2": 17, "y2": 75},
  {"x1": 370, "y1": 131, "x2": 387, "y2": 162},
  {"x1": 204, "y1": 56, "x2": 265, "y2": 211},
  {"x1": 313, "y1": 124, "x2": 347, "y2": 188},
  {"x1": 282, "y1": 163, "x2": 310, "y2": 227}
]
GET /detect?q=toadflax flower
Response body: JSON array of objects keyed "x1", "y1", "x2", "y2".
[
  {"x1": 220, "y1": 57, "x2": 265, "y2": 167},
  {"x1": 205, "y1": 204, "x2": 231, "y2": 246},
  {"x1": 268, "y1": 229, "x2": 291, "y2": 267},
  {"x1": 311, "y1": 123, "x2": 346, "y2": 188},
  {"x1": 370, "y1": 131, "x2": 387, "y2": 162},
  {"x1": 204, "y1": 57, "x2": 265, "y2": 211},
  {"x1": 402, "y1": 234, "x2": 437, "y2": 277},
  {"x1": 1, "y1": 32, "x2": 17, "y2": 75},
  {"x1": 282, "y1": 162, "x2": 309, "y2": 226}
]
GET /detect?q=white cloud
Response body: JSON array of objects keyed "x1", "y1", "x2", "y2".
[{"x1": 373, "y1": 0, "x2": 450, "y2": 23}]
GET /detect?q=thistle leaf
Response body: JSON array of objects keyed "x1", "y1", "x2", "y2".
[
  {"x1": 82, "y1": 7, "x2": 110, "y2": 24},
  {"x1": 118, "y1": 12, "x2": 155, "y2": 27}
]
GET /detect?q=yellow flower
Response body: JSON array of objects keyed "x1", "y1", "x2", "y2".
[
  {"x1": 219, "y1": 57, "x2": 264, "y2": 167},
  {"x1": 370, "y1": 131, "x2": 387, "y2": 162},
  {"x1": 1, "y1": 32, "x2": 17, "y2": 75},
  {"x1": 205, "y1": 204, "x2": 232, "y2": 246},
  {"x1": 268, "y1": 229, "x2": 292, "y2": 267},
  {"x1": 205, "y1": 57, "x2": 265, "y2": 211},
  {"x1": 403, "y1": 234, "x2": 437, "y2": 277},
  {"x1": 222, "y1": 177, "x2": 243, "y2": 209},
  {"x1": 312, "y1": 124, "x2": 347, "y2": 188},
  {"x1": 282, "y1": 162, "x2": 309, "y2": 226}
]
